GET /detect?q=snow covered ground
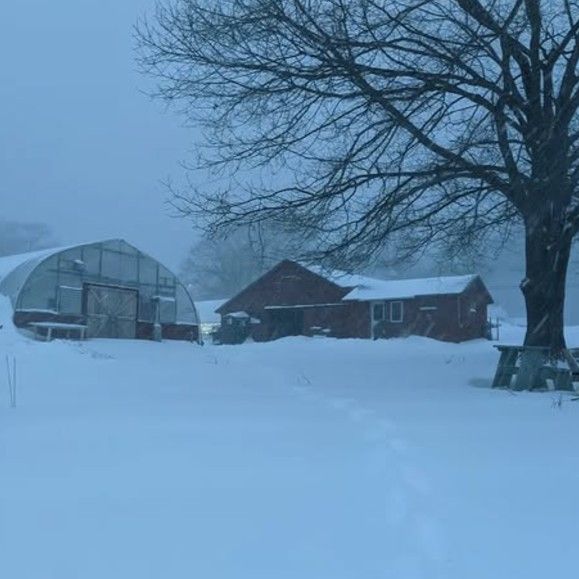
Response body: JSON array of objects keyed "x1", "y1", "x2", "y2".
[{"x1": 1, "y1": 304, "x2": 578, "y2": 578}]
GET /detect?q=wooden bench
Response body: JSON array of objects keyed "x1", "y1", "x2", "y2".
[
  {"x1": 29, "y1": 322, "x2": 87, "y2": 342},
  {"x1": 492, "y1": 345, "x2": 579, "y2": 391}
]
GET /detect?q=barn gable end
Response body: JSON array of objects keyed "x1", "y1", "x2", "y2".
[{"x1": 217, "y1": 260, "x2": 350, "y2": 316}]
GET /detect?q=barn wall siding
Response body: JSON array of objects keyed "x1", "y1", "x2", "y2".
[
  {"x1": 218, "y1": 260, "x2": 350, "y2": 317},
  {"x1": 217, "y1": 259, "x2": 492, "y2": 344},
  {"x1": 372, "y1": 292, "x2": 490, "y2": 343},
  {"x1": 315, "y1": 302, "x2": 370, "y2": 339}
]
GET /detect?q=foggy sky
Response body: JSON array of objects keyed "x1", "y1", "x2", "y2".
[
  {"x1": 3, "y1": 1, "x2": 579, "y2": 320},
  {"x1": 0, "y1": 0, "x2": 197, "y2": 269}
]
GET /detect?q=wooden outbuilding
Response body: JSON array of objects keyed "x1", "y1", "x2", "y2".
[{"x1": 216, "y1": 260, "x2": 493, "y2": 343}]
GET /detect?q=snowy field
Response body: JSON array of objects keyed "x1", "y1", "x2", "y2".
[{"x1": 1, "y1": 310, "x2": 579, "y2": 578}]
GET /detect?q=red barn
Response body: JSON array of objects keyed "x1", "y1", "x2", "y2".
[{"x1": 216, "y1": 260, "x2": 493, "y2": 343}]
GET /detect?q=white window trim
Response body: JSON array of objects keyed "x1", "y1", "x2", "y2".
[{"x1": 390, "y1": 301, "x2": 404, "y2": 323}]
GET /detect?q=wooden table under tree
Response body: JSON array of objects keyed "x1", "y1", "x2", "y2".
[{"x1": 492, "y1": 345, "x2": 579, "y2": 391}]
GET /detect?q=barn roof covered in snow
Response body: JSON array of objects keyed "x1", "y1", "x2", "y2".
[
  {"x1": 302, "y1": 264, "x2": 486, "y2": 301},
  {"x1": 218, "y1": 259, "x2": 492, "y2": 315},
  {"x1": 340, "y1": 273, "x2": 482, "y2": 301}
]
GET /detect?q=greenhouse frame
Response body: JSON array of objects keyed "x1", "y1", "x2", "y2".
[{"x1": 0, "y1": 239, "x2": 200, "y2": 341}]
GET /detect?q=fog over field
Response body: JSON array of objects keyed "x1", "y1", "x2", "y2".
[
  {"x1": 2, "y1": 0, "x2": 579, "y2": 322},
  {"x1": 0, "y1": 0, "x2": 197, "y2": 269},
  {"x1": 3, "y1": 2, "x2": 579, "y2": 577}
]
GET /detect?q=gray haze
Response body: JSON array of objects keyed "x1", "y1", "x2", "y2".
[
  {"x1": 2, "y1": 0, "x2": 579, "y2": 321},
  {"x1": 0, "y1": 0, "x2": 197, "y2": 269}
]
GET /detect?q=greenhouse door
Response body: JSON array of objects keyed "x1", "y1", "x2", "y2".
[{"x1": 85, "y1": 284, "x2": 138, "y2": 339}]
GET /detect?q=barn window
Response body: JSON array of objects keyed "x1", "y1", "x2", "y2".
[
  {"x1": 373, "y1": 303, "x2": 385, "y2": 321},
  {"x1": 390, "y1": 301, "x2": 404, "y2": 323}
]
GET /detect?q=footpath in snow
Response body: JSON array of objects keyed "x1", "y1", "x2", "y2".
[{"x1": 1, "y1": 303, "x2": 578, "y2": 578}]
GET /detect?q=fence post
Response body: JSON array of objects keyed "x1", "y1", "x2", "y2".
[{"x1": 5, "y1": 355, "x2": 16, "y2": 408}]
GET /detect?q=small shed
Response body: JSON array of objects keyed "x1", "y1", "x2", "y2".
[
  {"x1": 217, "y1": 311, "x2": 261, "y2": 344},
  {"x1": 0, "y1": 239, "x2": 200, "y2": 341},
  {"x1": 216, "y1": 260, "x2": 493, "y2": 343}
]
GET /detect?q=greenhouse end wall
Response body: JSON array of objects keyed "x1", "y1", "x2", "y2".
[{"x1": 7, "y1": 240, "x2": 199, "y2": 342}]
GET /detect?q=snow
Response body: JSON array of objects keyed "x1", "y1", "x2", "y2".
[
  {"x1": 0, "y1": 242, "x2": 110, "y2": 306},
  {"x1": 152, "y1": 294, "x2": 177, "y2": 303},
  {"x1": 0, "y1": 247, "x2": 61, "y2": 282},
  {"x1": 196, "y1": 299, "x2": 227, "y2": 324},
  {"x1": 265, "y1": 302, "x2": 345, "y2": 309},
  {"x1": 488, "y1": 303, "x2": 509, "y2": 319},
  {"x1": 0, "y1": 241, "x2": 111, "y2": 285},
  {"x1": 1, "y1": 298, "x2": 579, "y2": 578},
  {"x1": 0, "y1": 247, "x2": 64, "y2": 303},
  {"x1": 28, "y1": 322, "x2": 87, "y2": 329},
  {"x1": 302, "y1": 263, "x2": 481, "y2": 301},
  {"x1": 226, "y1": 310, "x2": 253, "y2": 319},
  {"x1": 341, "y1": 273, "x2": 480, "y2": 301}
]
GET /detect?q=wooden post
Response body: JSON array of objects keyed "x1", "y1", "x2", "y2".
[
  {"x1": 513, "y1": 348, "x2": 548, "y2": 391},
  {"x1": 492, "y1": 347, "x2": 519, "y2": 389}
]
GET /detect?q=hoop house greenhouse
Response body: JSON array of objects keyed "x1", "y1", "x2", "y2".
[{"x1": 0, "y1": 239, "x2": 199, "y2": 341}]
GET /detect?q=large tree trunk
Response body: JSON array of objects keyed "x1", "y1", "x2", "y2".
[{"x1": 521, "y1": 214, "x2": 571, "y2": 353}]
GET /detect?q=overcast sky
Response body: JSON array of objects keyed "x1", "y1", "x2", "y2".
[
  {"x1": 0, "y1": 0, "x2": 198, "y2": 269},
  {"x1": 4, "y1": 0, "x2": 579, "y2": 320}
]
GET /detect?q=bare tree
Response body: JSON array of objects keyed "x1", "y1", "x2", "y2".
[
  {"x1": 181, "y1": 224, "x2": 292, "y2": 299},
  {"x1": 137, "y1": 0, "x2": 579, "y2": 354}
]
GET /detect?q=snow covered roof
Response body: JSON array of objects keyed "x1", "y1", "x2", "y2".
[
  {"x1": 226, "y1": 311, "x2": 252, "y2": 319},
  {"x1": 301, "y1": 263, "x2": 481, "y2": 301},
  {"x1": 341, "y1": 273, "x2": 480, "y2": 301},
  {"x1": 0, "y1": 246, "x2": 64, "y2": 284},
  {"x1": 0, "y1": 245, "x2": 74, "y2": 304},
  {"x1": 300, "y1": 263, "x2": 372, "y2": 288},
  {"x1": 0, "y1": 238, "x2": 175, "y2": 289}
]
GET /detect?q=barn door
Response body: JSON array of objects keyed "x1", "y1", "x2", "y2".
[
  {"x1": 270, "y1": 309, "x2": 304, "y2": 338},
  {"x1": 85, "y1": 284, "x2": 138, "y2": 339}
]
